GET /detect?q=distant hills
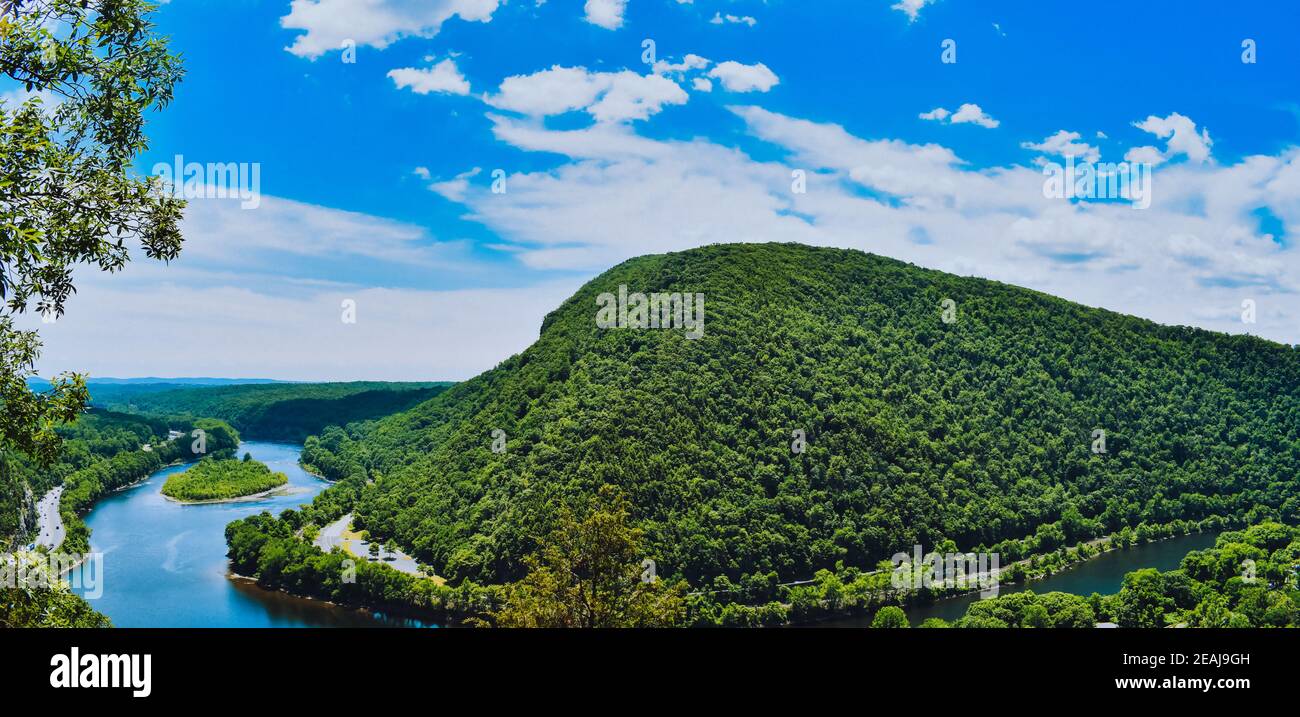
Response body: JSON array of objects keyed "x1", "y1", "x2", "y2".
[
  {"x1": 93, "y1": 381, "x2": 451, "y2": 443},
  {"x1": 25, "y1": 376, "x2": 287, "y2": 397}
]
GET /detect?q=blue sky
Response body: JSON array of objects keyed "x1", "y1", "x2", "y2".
[{"x1": 14, "y1": 0, "x2": 1300, "y2": 380}]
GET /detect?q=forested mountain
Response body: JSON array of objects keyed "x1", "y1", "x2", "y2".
[
  {"x1": 96, "y1": 382, "x2": 450, "y2": 442},
  {"x1": 292, "y1": 243, "x2": 1300, "y2": 595}
]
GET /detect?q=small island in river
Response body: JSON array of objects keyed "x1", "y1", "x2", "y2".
[{"x1": 161, "y1": 456, "x2": 289, "y2": 503}]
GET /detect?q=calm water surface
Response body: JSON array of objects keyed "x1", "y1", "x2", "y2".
[{"x1": 70, "y1": 441, "x2": 432, "y2": 627}]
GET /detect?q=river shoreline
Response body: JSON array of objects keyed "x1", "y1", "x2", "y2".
[
  {"x1": 805, "y1": 527, "x2": 1226, "y2": 627},
  {"x1": 67, "y1": 440, "x2": 397, "y2": 627}
]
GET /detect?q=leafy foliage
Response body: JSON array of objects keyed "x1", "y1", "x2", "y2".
[
  {"x1": 0, "y1": 0, "x2": 184, "y2": 462},
  {"x1": 161, "y1": 457, "x2": 287, "y2": 502},
  {"x1": 490, "y1": 486, "x2": 685, "y2": 627}
]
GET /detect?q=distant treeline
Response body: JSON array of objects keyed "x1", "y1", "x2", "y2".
[{"x1": 93, "y1": 381, "x2": 450, "y2": 443}]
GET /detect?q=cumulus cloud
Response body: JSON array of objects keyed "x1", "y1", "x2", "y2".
[
  {"x1": 950, "y1": 103, "x2": 1000, "y2": 128},
  {"x1": 1133, "y1": 112, "x2": 1213, "y2": 163},
  {"x1": 707, "y1": 61, "x2": 779, "y2": 93},
  {"x1": 584, "y1": 0, "x2": 628, "y2": 29},
  {"x1": 281, "y1": 0, "x2": 501, "y2": 59},
  {"x1": 388, "y1": 58, "x2": 471, "y2": 95},
  {"x1": 891, "y1": 0, "x2": 938, "y2": 22},
  {"x1": 1022, "y1": 130, "x2": 1100, "y2": 163},
  {"x1": 921, "y1": 103, "x2": 999, "y2": 128},
  {"x1": 485, "y1": 66, "x2": 687, "y2": 123},
  {"x1": 652, "y1": 54, "x2": 710, "y2": 75},
  {"x1": 433, "y1": 102, "x2": 1300, "y2": 347}
]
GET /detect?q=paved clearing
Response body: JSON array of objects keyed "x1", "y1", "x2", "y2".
[{"x1": 314, "y1": 513, "x2": 434, "y2": 580}]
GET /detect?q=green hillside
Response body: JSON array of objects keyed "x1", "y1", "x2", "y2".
[
  {"x1": 294, "y1": 243, "x2": 1300, "y2": 593},
  {"x1": 95, "y1": 381, "x2": 450, "y2": 443}
]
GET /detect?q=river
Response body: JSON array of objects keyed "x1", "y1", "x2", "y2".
[
  {"x1": 68, "y1": 440, "x2": 432, "y2": 627},
  {"x1": 819, "y1": 530, "x2": 1222, "y2": 626}
]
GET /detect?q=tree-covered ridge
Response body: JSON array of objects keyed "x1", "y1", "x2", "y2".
[
  {"x1": 162, "y1": 457, "x2": 288, "y2": 503},
  {"x1": 296, "y1": 243, "x2": 1300, "y2": 595},
  {"x1": 95, "y1": 381, "x2": 450, "y2": 442}
]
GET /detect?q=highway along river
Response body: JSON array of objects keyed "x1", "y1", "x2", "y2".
[{"x1": 68, "y1": 440, "x2": 432, "y2": 627}]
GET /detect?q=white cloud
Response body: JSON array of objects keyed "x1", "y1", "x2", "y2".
[
  {"x1": 388, "y1": 58, "x2": 471, "y2": 95},
  {"x1": 949, "y1": 103, "x2": 1000, "y2": 128},
  {"x1": 281, "y1": 0, "x2": 501, "y2": 59},
  {"x1": 428, "y1": 166, "x2": 483, "y2": 201},
  {"x1": 652, "y1": 54, "x2": 710, "y2": 75},
  {"x1": 486, "y1": 66, "x2": 687, "y2": 123},
  {"x1": 1022, "y1": 130, "x2": 1100, "y2": 163},
  {"x1": 1124, "y1": 145, "x2": 1165, "y2": 166},
  {"x1": 710, "y1": 12, "x2": 757, "y2": 26},
  {"x1": 920, "y1": 103, "x2": 999, "y2": 129},
  {"x1": 435, "y1": 103, "x2": 1300, "y2": 348},
  {"x1": 22, "y1": 193, "x2": 579, "y2": 381},
  {"x1": 707, "y1": 61, "x2": 779, "y2": 93},
  {"x1": 1133, "y1": 112, "x2": 1213, "y2": 163},
  {"x1": 692, "y1": 77, "x2": 713, "y2": 92},
  {"x1": 892, "y1": 0, "x2": 937, "y2": 22},
  {"x1": 584, "y1": 0, "x2": 628, "y2": 30}
]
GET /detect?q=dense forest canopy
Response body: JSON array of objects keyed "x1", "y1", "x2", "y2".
[
  {"x1": 292, "y1": 243, "x2": 1300, "y2": 595},
  {"x1": 95, "y1": 381, "x2": 450, "y2": 442}
]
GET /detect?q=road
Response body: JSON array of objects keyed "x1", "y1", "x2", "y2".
[{"x1": 34, "y1": 486, "x2": 65, "y2": 551}]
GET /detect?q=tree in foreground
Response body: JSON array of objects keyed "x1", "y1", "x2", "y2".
[
  {"x1": 0, "y1": 0, "x2": 184, "y2": 463},
  {"x1": 870, "y1": 605, "x2": 909, "y2": 628},
  {"x1": 0, "y1": 0, "x2": 182, "y2": 625},
  {"x1": 491, "y1": 485, "x2": 686, "y2": 628}
]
